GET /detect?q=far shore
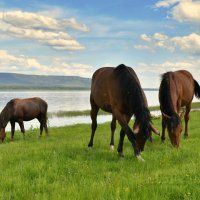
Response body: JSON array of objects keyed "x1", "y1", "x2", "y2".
[{"x1": 0, "y1": 87, "x2": 158, "y2": 91}]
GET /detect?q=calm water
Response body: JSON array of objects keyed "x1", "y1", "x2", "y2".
[
  {"x1": 0, "y1": 90, "x2": 198, "y2": 131},
  {"x1": 0, "y1": 90, "x2": 91, "y2": 112},
  {"x1": 0, "y1": 90, "x2": 162, "y2": 112}
]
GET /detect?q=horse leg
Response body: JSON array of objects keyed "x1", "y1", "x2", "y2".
[
  {"x1": 44, "y1": 122, "x2": 48, "y2": 136},
  {"x1": 161, "y1": 115, "x2": 166, "y2": 142},
  {"x1": 184, "y1": 103, "x2": 191, "y2": 138},
  {"x1": 117, "y1": 128, "x2": 125, "y2": 157},
  {"x1": 110, "y1": 116, "x2": 116, "y2": 150},
  {"x1": 88, "y1": 98, "x2": 99, "y2": 148},
  {"x1": 38, "y1": 115, "x2": 48, "y2": 137},
  {"x1": 18, "y1": 120, "x2": 25, "y2": 139},
  {"x1": 40, "y1": 123, "x2": 43, "y2": 136},
  {"x1": 44, "y1": 114, "x2": 48, "y2": 136},
  {"x1": 10, "y1": 121, "x2": 15, "y2": 141},
  {"x1": 114, "y1": 110, "x2": 140, "y2": 157}
]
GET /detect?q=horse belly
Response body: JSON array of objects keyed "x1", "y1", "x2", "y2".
[
  {"x1": 93, "y1": 94, "x2": 112, "y2": 113},
  {"x1": 19, "y1": 108, "x2": 40, "y2": 121}
]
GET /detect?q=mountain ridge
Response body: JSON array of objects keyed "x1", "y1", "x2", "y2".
[{"x1": 0, "y1": 73, "x2": 91, "y2": 89}]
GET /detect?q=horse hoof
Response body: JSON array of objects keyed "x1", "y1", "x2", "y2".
[
  {"x1": 136, "y1": 155, "x2": 145, "y2": 162},
  {"x1": 161, "y1": 139, "x2": 165, "y2": 144},
  {"x1": 110, "y1": 145, "x2": 114, "y2": 150},
  {"x1": 118, "y1": 152, "x2": 124, "y2": 157},
  {"x1": 184, "y1": 134, "x2": 188, "y2": 139}
]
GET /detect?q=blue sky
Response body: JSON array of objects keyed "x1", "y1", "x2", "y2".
[{"x1": 0, "y1": 0, "x2": 200, "y2": 87}]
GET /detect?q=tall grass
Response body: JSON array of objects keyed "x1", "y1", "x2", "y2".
[{"x1": 0, "y1": 111, "x2": 199, "y2": 199}]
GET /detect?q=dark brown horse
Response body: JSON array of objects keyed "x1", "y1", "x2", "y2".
[
  {"x1": 0, "y1": 97, "x2": 48, "y2": 142},
  {"x1": 109, "y1": 110, "x2": 158, "y2": 150},
  {"x1": 88, "y1": 64, "x2": 159, "y2": 160},
  {"x1": 159, "y1": 70, "x2": 200, "y2": 147}
]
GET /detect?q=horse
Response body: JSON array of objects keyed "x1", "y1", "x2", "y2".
[
  {"x1": 0, "y1": 97, "x2": 48, "y2": 142},
  {"x1": 159, "y1": 70, "x2": 200, "y2": 147},
  {"x1": 108, "y1": 112, "x2": 158, "y2": 150},
  {"x1": 88, "y1": 64, "x2": 159, "y2": 160}
]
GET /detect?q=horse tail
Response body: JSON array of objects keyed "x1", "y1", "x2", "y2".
[{"x1": 194, "y1": 79, "x2": 200, "y2": 99}]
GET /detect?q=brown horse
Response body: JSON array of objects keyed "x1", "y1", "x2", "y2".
[
  {"x1": 0, "y1": 97, "x2": 48, "y2": 142},
  {"x1": 109, "y1": 109, "x2": 157, "y2": 150},
  {"x1": 159, "y1": 70, "x2": 200, "y2": 147},
  {"x1": 88, "y1": 64, "x2": 159, "y2": 160}
]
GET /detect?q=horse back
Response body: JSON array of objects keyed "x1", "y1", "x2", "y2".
[
  {"x1": 91, "y1": 65, "x2": 145, "y2": 114},
  {"x1": 173, "y1": 70, "x2": 194, "y2": 105},
  {"x1": 13, "y1": 97, "x2": 48, "y2": 120},
  {"x1": 159, "y1": 70, "x2": 195, "y2": 113}
]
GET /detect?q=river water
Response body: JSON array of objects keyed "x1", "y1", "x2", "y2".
[{"x1": 0, "y1": 90, "x2": 198, "y2": 131}]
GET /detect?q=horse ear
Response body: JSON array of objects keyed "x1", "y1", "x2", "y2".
[
  {"x1": 150, "y1": 124, "x2": 160, "y2": 136},
  {"x1": 179, "y1": 112, "x2": 185, "y2": 119},
  {"x1": 162, "y1": 112, "x2": 171, "y2": 120}
]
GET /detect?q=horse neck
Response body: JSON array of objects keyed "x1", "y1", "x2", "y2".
[
  {"x1": 135, "y1": 106, "x2": 151, "y2": 134},
  {"x1": 0, "y1": 107, "x2": 11, "y2": 128}
]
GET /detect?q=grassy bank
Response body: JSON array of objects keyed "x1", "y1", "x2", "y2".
[
  {"x1": 48, "y1": 102, "x2": 200, "y2": 118},
  {"x1": 0, "y1": 111, "x2": 199, "y2": 199}
]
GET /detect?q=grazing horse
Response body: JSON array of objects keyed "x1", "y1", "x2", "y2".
[
  {"x1": 109, "y1": 108, "x2": 158, "y2": 150},
  {"x1": 0, "y1": 97, "x2": 48, "y2": 142},
  {"x1": 159, "y1": 70, "x2": 200, "y2": 147},
  {"x1": 88, "y1": 64, "x2": 159, "y2": 160}
]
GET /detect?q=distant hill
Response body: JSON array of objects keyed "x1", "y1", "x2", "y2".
[{"x1": 0, "y1": 73, "x2": 91, "y2": 90}]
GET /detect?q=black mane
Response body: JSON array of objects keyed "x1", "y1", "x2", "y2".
[
  {"x1": 114, "y1": 64, "x2": 151, "y2": 135},
  {"x1": 159, "y1": 72, "x2": 180, "y2": 130},
  {"x1": 159, "y1": 72, "x2": 174, "y2": 115}
]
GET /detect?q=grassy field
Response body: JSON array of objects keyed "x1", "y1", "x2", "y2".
[{"x1": 0, "y1": 111, "x2": 200, "y2": 200}]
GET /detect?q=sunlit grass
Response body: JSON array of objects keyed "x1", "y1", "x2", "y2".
[{"x1": 0, "y1": 111, "x2": 199, "y2": 199}]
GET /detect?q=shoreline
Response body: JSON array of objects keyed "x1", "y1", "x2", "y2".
[{"x1": 48, "y1": 102, "x2": 200, "y2": 118}]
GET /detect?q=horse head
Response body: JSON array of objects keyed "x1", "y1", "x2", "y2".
[
  {"x1": 163, "y1": 112, "x2": 184, "y2": 147},
  {"x1": 133, "y1": 122, "x2": 160, "y2": 151}
]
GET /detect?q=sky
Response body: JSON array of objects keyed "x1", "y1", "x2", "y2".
[{"x1": 0, "y1": 0, "x2": 200, "y2": 88}]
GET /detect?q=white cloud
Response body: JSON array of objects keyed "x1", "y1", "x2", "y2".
[
  {"x1": 140, "y1": 34, "x2": 152, "y2": 42},
  {"x1": 135, "y1": 32, "x2": 175, "y2": 52},
  {"x1": 0, "y1": 50, "x2": 92, "y2": 77},
  {"x1": 155, "y1": 0, "x2": 200, "y2": 24},
  {"x1": 171, "y1": 1, "x2": 200, "y2": 23},
  {"x1": 135, "y1": 32, "x2": 200, "y2": 54},
  {"x1": 134, "y1": 44, "x2": 153, "y2": 51},
  {"x1": 136, "y1": 59, "x2": 200, "y2": 87},
  {"x1": 172, "y1": 33, "x2": 200, "y2": 53},
  {"x1": 155, "y1": 0, "x2": 182, "y2": 8},
  {"x1": 153, "y1": 33, "x2": 169, "y2": 40},
  {"x1": 0, "y1": 10, "x2": 89, "y2": 51},
  {"x1": 0, "y1": 10, "x2": 89, "y2": 31}
]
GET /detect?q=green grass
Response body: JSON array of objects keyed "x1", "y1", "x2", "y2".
[{"x1": 0, "y1": 112, "x2": 200, "y2": 199}]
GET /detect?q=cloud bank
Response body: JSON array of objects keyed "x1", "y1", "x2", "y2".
[
  {"x1": 0, "y1": 49, "x2": 92, "y2": 77},
  {"x1": 0, "y1": 10, "x2": 89, "y2": 50},
  {"x1": 135, "y1": 32, "x2": 200, "y2": 54}
]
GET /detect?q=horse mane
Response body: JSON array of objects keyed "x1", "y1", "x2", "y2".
[
  {"x1": 159, "y1": 72, "x2": 174, "y2": 115},
  {"x1": 160, "y1": 72, "x2": 180, "y2": 130},
  {"x1": 0, "y1": 99, "x2": 15, "y2": 127},
  {"x1": 114, "y1": 64, "x2": 152, "y2": 135}
]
